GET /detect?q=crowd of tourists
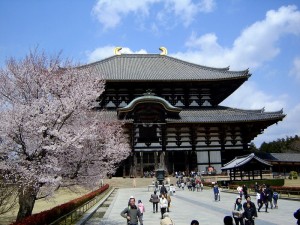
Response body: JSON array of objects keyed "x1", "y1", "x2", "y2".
[
  {"x1": 120, "y1": 192, "x2": 200, "y2": 225},
  {"x1": 176, "y1": 175, "x2": 204, "y2": 192},
  {"x1": 120, "y1": 178, "x2": 299, "y2": 225},
  {"x1": 121, "y1": 183, "x2": 177, "y2": 225},
  {"x1": 227, "y1": 183, "x2": 280, "y2": 225}
]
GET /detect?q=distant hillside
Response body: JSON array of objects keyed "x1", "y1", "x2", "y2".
[{"x1": 258, "y1": 135, "x2": 300, "y2": 153}]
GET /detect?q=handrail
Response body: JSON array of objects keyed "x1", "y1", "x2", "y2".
[{"x1": 49, "y1": 187, "x2": 112, "y2": 225}]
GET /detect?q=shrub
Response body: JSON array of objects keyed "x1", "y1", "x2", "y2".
[
  {"x1": 11, "y1": 184, "x2": 109, "y2": 225},
  {"x1": 231, "y1": 179, "x2": 284, "y2": 187},
  {"x1": 289, "y1": 171, "x2": 298, "y2": 179}
]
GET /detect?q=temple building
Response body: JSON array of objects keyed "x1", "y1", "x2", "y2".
[{"x1": 85, "y1": 47, "x2": 285, "y2": 177}]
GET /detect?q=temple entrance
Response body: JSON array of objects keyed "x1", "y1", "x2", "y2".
[{"x1": 170, "y1": 151, "x2": 186, "y2": 173}]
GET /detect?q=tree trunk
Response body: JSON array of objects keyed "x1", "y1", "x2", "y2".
[{"x1": 16, "y1": 186, "x2": 38, "y2": 221}]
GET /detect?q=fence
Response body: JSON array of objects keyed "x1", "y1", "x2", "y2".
[{"x1": 50, "y1": 188, "x2": 111, "y2": 225}]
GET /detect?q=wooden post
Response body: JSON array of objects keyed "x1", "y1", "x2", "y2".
[
  {"x1": 260, "y1": 169, "x2": 262, "y2": 179},
  {"x1": 140, "y1": 152, "x2": 144, "y2": 177},
  {"x1": 133, "y1": 152, "x2": 137, "y2": 177},
  {"x1": 123, "y1": 165, "x2": 126, "y2": 177},
  {"x1": 185, "y1": 151, "x2": 189, "y2": 175},
  {"x1": 154, "y1": 152, "x2": 158, "y2": 170},
  {"x1": 240, "y1": 169, "x2": 243, "y2": 181},
  {"x1": 233, "y1": 168, "x2": 236, "y2": 181}
]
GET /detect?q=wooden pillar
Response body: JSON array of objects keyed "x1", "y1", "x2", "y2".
[
  {"x1": 233, "y1": 168, "x2": 236, "y2": 181},
  {"x1": 185, "y1": 151, "x2": 189, "y2": 175},
  {"x1": 260, "y1": 169, "x2": 262, "y2": 179},
  {"x1": 252, "y1": 170, "x2": 255, "y2": 180},
  {"x1": 172, "y1": 151, "x2": 175, "y2": 174},
  {"x1": 165, "y1": 151, "x2": 169, "y2": 175},
  {"x1": 140, "y1": 152, "x2": 144, "y2": 177},
  {"x1": 240, "y1": 169, "x2": 243, "y2": 181},
  {"x1": 154, "y1": 152, "x2": 158, "y2": 170},
  {"x1": 129, "y1": 153, "x2": 134, "y2": 178},
  {"x1": 161, "y1": 124, "x2": 168, "y2": 174},
  {"x1": 133, "y1": 152, "x2": 137, "y2": 177},
  {"x1": 123, "y1": 165, "x2": 126, "y2": 177}
]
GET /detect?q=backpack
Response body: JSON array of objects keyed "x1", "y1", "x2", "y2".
[{"x1": 273, "y1": 192, "x2": 278, "y2": 200}]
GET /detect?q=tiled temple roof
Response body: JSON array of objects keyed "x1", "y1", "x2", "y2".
[
  {"x1": 221, "y1": 153, "x2": 272, "y2": 170},
  {"x1": 257, "y1": 153, "x2": 300, "y2": 162},
  {"x1": 100, "y1": 106, "x2": 285, "y2": 123},
  {"x1": 83, "y1": 54, "x2": 250, "y2": 81}
]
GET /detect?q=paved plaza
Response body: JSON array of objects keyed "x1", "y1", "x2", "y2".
[{"x1": 85, "y1": 187, "x2": 299, "y2": 225}]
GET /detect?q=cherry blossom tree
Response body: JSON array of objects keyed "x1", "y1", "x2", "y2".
[{"x1": 0, "y1": 50, "x2": 130, "y2": 221}]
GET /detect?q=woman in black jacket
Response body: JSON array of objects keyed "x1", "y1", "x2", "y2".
[{"x1": 243, "y1": 202, "x2": 256, "y2": 225}]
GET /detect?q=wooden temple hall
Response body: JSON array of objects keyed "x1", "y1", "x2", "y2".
[{"x1": 86, "y1": 47, "x2": 285, "y2": 177}]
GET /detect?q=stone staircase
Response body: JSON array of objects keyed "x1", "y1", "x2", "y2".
[{"x1": 103, "y1": 177, "x2": 178, "y2": 188}]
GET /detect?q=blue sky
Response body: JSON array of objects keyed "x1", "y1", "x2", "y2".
[{"x1": 1, "y1": 0, "x2": 300, "y2": 147}]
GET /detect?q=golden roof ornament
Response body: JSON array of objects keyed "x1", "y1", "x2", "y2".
[
  {"x1": 114, "y1": 47, "x2": 122, "y2": 55},
  {"x1": 159, "y1": 47, "x2": 167, "y2": 55}
]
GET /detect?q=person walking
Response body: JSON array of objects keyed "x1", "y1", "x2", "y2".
[
  {"x1": 256, "y1": 189, "x2": 261, "y2": 208},
  {"x1": 160, "y1": 212, "x2": 174, "y2": 225},
  {"x1": 160, "y1": 183, "x2": 168, "y2": 196},
  {"x1": 237, "y1": 185, "x2": 243, "y2": 199},
  {"x1": 254, "y1": 182, "x2": 259, "y2": 193},
  {"x1": 200, "y1": 182, "x2": 204, "y2": 191},
  {"x1": 232, "y1": 197, "x2": 244, "y2": 225},
  {"x1": 272, "y1": 191, "x2": 279, "y2": 208},
  {"x1": 150, "y1": 190, "x2": 159, "y2": 213},
  {"x1": 121, "y1": 197, "x2": 143, "y2": 225},
  {"x1": 213, "y1": 183, "x2": 220, "y2": 201},
  {"x1": 159, "y1": 194, "x2": 168, "y2": 219},
  {"x1": 243, "y1": 195, "x2": 257, "y2": 218},
  {"x1": 155, "y1": 180, "x2": 159, "y2": 192},
  {"x1": 166, "y1": 194, "x2": 171, "y2": 212},
  {"x1": 137, "y1": 200, "x2": 145, "y2": 222},
  {"x1": 242, "y1": 185, "x2": 248, "y2": 200},
  {"x1": 265, "y1": 184, "x2": 273, "y2": 209},
  {"x1": 257, "y1": 189, "x2": 267, "y2": 212},
  {"x1": 243, "y1": 202, "x2": 256, "y2": 225}
]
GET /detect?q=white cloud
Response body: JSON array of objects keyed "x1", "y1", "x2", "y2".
[
  {"x1": 86, "y1": 46, "x2": 147, "y2": 63},
  {"x1": 92, "y1": 0, "x2": 159, "y2": 29},
  {"x1": 290, "y1": 57, "x2": 300, "y2": 81},
  {"x1": 222, "y1": 81, "x2": 287, "y2": 111},
  {"x1": 164, "y1": 0, "x2": 215, "y2": 26},
  {"x1": 171, "y1": 5, "x2": 300, "y2": 147},
  {"x1": 92, "y1": 0, "x2": 216, "y2": 29},
  {"x1": 198, "y1": 0, "x2": 215, "y2": 12},
  {"x1": 254, "y1": 103, "x2": 300, "y2": 146},
  {"x1": 222, "y1": 82, "x2": 300, "y2": 147},
  {"x1": 172, "y1": 5, "x2": 300, "y2": 70}
]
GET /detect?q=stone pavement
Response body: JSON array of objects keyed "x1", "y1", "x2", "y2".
[{"x1": 86, "y1": 187, "x2": 299, "y2": 225}]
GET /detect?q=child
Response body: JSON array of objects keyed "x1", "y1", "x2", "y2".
[
  {"x1": 273, "y1": 191, "x2": 279, "y2": 209},
  {"x1": 137, "y1": 200, "x2": 145, "y2": 222}
]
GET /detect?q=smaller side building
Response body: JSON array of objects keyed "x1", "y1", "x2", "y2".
[
  {"x1": 221, "y1": 153, "x2": 272, "y2": 181},
  {"x1": 257, "y1": 153, "x2": 300, "y2": 175}
]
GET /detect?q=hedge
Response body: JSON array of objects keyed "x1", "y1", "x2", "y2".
[
  {"x1": 11, "y1": 184, "x2": 109, "y2": 225},
  {"x1": 231, "y1": 179, "x2": 285, "y2": 187}
]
